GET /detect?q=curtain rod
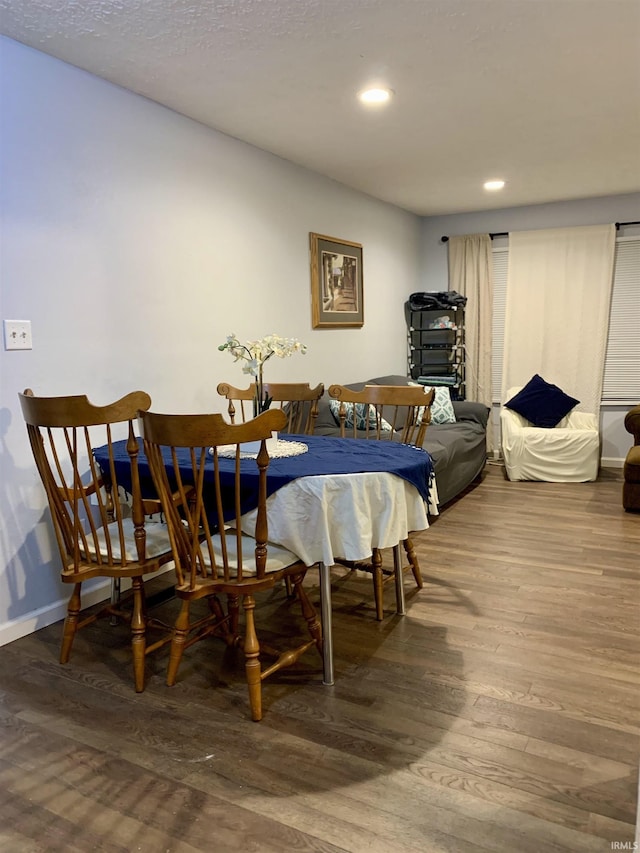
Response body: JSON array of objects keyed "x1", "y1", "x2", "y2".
[{"x1": 439, "y1": 220, "x2": 640, "y2": 243}]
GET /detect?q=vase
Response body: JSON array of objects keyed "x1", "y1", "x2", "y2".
[{"x1": 252, "y1": 368, "x2": 273, "y2": 417}]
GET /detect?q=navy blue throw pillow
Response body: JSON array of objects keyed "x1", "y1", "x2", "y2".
[{"x1": 505, "y1": 375, "x2": 579, "y2": 428}]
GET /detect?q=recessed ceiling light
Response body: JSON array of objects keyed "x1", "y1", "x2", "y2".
[
  {"x1": 358, "y1": 87, "x2": 393, "y2": 105},
  {"x1": 484, "y1": 179, "x2": 506, "y2": 191}
]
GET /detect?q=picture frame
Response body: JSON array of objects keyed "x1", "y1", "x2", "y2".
[{"x1": 310, "y1": 233, "x2": 364, "y2": 329}]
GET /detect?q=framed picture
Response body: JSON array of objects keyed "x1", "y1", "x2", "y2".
[{"x1": 310, "y1": 233, "x2": 364, "y2": 329}]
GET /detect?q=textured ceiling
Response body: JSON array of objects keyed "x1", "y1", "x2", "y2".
[{"x1": 2, "y1": 0, "x2": 639, "y2": 215}]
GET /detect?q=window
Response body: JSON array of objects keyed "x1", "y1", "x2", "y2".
[{"x1": 491, "y1": 236, "x2": 640, "y2": 405}]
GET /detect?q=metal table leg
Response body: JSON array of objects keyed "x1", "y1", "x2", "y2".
[
  {"x1": 393, "y1": 544, "x2": 406, "y2": 615},
  {"x1": 318, "y1": 561, "x2": 334, "y2": 685}
]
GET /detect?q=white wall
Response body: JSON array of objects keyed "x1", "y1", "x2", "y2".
[
  {"x1": 0, "y1": 38, "x2": 423, "y2": 642},
  {"x1": 420, "y1": 194, "x2": 640, "y2": 464}
]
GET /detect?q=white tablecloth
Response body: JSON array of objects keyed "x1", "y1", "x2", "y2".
[
  {"x1": 242, "y1": 471, "x2": 437, "y2": 567},
  {"x1": 242, "y1": 470, "x2": 438, "y2": 685}
]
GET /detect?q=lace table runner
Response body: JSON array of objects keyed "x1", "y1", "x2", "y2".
[{"x1": 214, "y1": 439, "x2": 309, "y2": 460}]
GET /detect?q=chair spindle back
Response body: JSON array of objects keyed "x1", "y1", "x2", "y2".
[
  {"x1": 327, "y1": 384, "x2": 435, "y2": 446},
  {"x1": 19, "y1": 389, "x2": 161, "y2": 576},
  {"x1": 217, "y1": 382, "x2": 324, "y2": 435},
  {"x1": 139, "y1": 408, "x2": 287, "y2": 591}
]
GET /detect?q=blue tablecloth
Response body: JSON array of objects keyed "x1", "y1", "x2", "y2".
[{"x1": 94, "y1": 434, "x2": 433, "y2": 517}]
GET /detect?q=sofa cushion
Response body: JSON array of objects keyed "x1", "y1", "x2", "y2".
[
  {"x1": 452, "y1": 400, "x2": 490, "y2": 428},
  {"x1": 364, "y1": 375, "x2": 413, "y2": 388},
  {"x1": 505, "y1": 374, "x2": 579, "y2": 428}
]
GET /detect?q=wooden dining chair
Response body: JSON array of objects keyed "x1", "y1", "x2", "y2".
[
  {"x1": 18, "y1": 389, "x2": 176, "y2": 692},
  {"x1": 138, "y1": 407, "x2": 323, "y2": 721},
  {"x1": 217, "y1": 381, "x2": 324, "y2": 435},
  {"x1": 217, "y1": 381, "x2": 324, "y2": 599},
  {"x1": 327, "y1": 383, "x2": 435, "y2": 620}
]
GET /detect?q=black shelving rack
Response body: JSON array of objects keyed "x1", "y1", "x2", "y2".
[{"x1": 405, "y1": 301, "x2": 466, "y2": 400}]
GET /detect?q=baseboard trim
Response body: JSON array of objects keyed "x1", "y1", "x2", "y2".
[
  {"x1": 601, "y1": 457, "x2": 625, "y2": 469},
  {"x1": 0, "y1": 564, "x2": 175, "y2": 648},
  {"x1": 0, "y1": 580, "x2": 112, "y2": 647}
]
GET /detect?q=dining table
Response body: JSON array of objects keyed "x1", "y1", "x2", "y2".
[{"x1": 94, "y1": 433, "x2": 436, "y2": 686}]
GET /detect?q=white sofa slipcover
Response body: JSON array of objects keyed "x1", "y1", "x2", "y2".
[{"x1": 501, "y1": 387, "x2": 600, "y2": 482}]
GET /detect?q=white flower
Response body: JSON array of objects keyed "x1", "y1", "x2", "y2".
[
  {"x1": 219, "y1": 333, "x2": 306, "y2": 369},
  {"x1": 219, "y1": 333, "x2": 307, "y2": 414},
  {"x1": 218, "y1": 335, "x2": 307, "y2": 400},
  {"x1": 242, "y1": 358, "x2": 260, "y2": 376}
]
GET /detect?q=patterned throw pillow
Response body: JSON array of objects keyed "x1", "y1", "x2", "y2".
[
  {"x1": 409, "y1": 383, "x2": 457, "y2": 424},
  {"x1": 329, "y1": 399, "x2": 393, "y2": 432},
  {"x1": 428, "y1": 386, "x2": 457, "y2": 424}
]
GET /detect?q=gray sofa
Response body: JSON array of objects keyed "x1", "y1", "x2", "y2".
[{"x1": 313, "y1": 374, "x2": 489, "y2": 507}]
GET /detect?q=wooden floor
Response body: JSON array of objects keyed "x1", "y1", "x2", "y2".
[{"x1": 1, "y1": 465, "x2": 638, "y2": 852}]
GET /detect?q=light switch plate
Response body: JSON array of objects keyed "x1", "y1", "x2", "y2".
[{"x1": 3, "y1": 320, "x2": 33, "y2": 350}]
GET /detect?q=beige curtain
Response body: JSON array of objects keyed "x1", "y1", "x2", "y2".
[
  {"x1": 502, "y1": 224, "x2": 616, "y2": 418},
  {"x1": 448, "y1": 234, "x2": 493, "y2": 408}
]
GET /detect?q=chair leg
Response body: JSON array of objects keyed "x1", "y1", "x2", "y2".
[
  {"x1": 242, "y1": 593, "x2": 263, "y2": 722},
  {"x1": 372, "y1": 548, "x2": 384, "y2": 621},
  {"x1": 290, "y1": 571, "x2": 323, "y2": 656},
  {"x1": 403, "y1": 536, "x2": 423, "y2": 588},
  {"x1": 60, "y1": 583, "x2": 82, "y2": 664},
  {"x1": 130, "y1": 577, "x2": 146, "y2": 693},
  {"x1": 166, "y1": 600, "x2": 190, "y2": 686}
]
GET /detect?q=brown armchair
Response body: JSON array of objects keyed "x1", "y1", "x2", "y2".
[{"x1": 623, "y1": 404, "x2": 640, "y2": 511}]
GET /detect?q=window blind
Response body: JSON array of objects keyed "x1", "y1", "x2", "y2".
[
  {"x1": 491, "y1": 236, "x2": 639, "y2": 405},
  {"x1": 602, "y1": 237, "x2": 640, "y2": 402}
]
